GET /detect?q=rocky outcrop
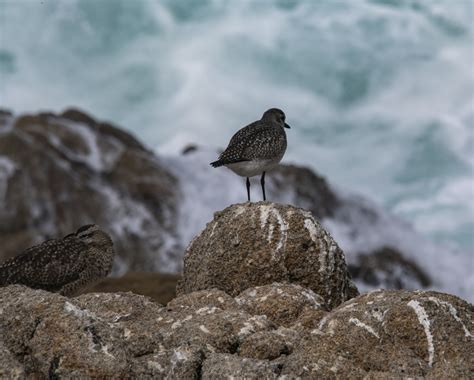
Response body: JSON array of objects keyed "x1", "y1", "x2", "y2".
[
  {"x1": 0, "y1": 109, "x2": 180, "y2": 272},
  {"x1": 281, "y1": 290, "x2": 474, "y2": 378},
  {"x1": 177, "y1": 202, "x2": 358, "y2": 309},
  {"x1": 0, "y1": 206, "x2": 471, "y2": 378},
  {"x1": 0, "y1": 285, "x2": 472, "y2": 378}
]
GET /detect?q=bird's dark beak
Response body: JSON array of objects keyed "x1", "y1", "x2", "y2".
[{"x1": 284, "y1": 123, "x2": 291, "y2": 129}]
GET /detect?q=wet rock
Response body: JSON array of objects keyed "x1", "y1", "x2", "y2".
[
  {"x1": 0, "y1": 109, "x2": 179, "y2": 272},
  {"x1": 281, "y1": 290, "x2": 474, "y2": 378},
  {"x1": 235, "y1": 283, "x2": 327, "y2": 327},
  {"x1": 349, "y1": 246, "x2": 432, "y2": 290},
  {"x1": 202, "y1": 353, "x2": 280, "y2": 379},
  {"x1": 177, "y1": 202, "x2": 358, "y2": 309}
]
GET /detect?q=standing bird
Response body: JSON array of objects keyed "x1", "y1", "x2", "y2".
[
  {"x1": 0, "y1": 224, "x2": 114, "y2": 296},
  {"x1": 210, "y1": 108, "x2": 290, "y2": 201}
]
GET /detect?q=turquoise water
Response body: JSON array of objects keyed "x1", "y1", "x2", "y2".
[{"x1": 0, "y1": 0, "x2": 473, "y2": 251}]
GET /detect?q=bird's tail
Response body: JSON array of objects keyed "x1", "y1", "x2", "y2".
[{"x1": 210, "y1": 160, "x2": 224, "y2": 168}]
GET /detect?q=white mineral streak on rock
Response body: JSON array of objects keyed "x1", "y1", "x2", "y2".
[
  {"x1": 349, "y1": 317, "x2": 379, "y2": 338},
  {"x1": 259, "y1": 205, "x2": 289, "y2": 254},
  {"x1": 340, "y1": 302, "x2": 358, "y2": 311},
  {"x1": 172, "y1": 349, "x2": 189, "y2": 361},
  {"x1": 260, "y1": 205, "x2": 272, "y2": 232},
  {"x1": 304, "y1": 217, "x2": 328, "y2": 274},
  {"x1": 427, "y1": 296, "x2": 473, "y2": 338},
  {"x1": 199, "y1": 324, "x2": 210, "y2": 334},
  {"x1": 408, "y1": 300, "x2": 434, "y2": 367},
  {"x1": 233, "y1": 205, "x2": 247, "y2": 216},
  {"x1": 238, "y1": 321, "x2": 255, "y2": 338},
  {"x1": 238, "y1": 316, "x2": 267, "y2": 338},
  {"x1": 196, "y1": 307, "x2": 218, "y2": 315},
  {"x1": 64, "y1": 301, "x2": 96, "y2": 319},
  {"x1": 171, "y1": 320, "x2": 182, "y2": 329},
  {"x1": 301, "y1": 290, "x2": 322, "y2": 307},
  {"x1": 209, "y1": 221, "x2": 218, "y2": 238}
]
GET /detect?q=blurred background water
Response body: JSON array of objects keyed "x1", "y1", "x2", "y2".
[{"x1": 0, "y1": 0, "x2": 473, "y2": 253}]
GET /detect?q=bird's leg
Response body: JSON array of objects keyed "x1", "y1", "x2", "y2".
[
  {"x1": 261, "y1": 171, "x2": 266, "y2": 201},
  {"x1": 246, "y1": 177, "x2": 251, "y2": 202}
]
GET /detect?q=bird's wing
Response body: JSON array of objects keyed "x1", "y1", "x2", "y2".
[
  {"x1": 241, "y1": 126, "x2": 287, "y2": 160},
  {"x1": 217, "y1": 123, "x2": 274, "y2": 165},
  {"x1": 0, "y1": 237, "x2": 87, "y2": 292}
]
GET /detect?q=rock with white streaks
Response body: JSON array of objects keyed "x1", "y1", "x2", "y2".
[
  {"x1": 281, "y1": 290, "x2": 474, "y2": 378},
  {"x1": 202, "y1": 353, "x2": 280, "y2": 379},
  {"x1": 235, "y1": 283, "x2": 327, "y2": 327},
  {"x1": 177, "y1": 202, "x2": 358, "y2": 309},
  {"x1": 0, "y1": 285, "x2": 472, "y2": 378}
]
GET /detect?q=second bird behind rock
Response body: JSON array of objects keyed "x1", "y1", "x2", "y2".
[
  {"x1": 0, "y1": 224, "x2": 114, "y2": 297},
  {"x1": 210, "y1": 108, "x2": 291, "y2": 202}
]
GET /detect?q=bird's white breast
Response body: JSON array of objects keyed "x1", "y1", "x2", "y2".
[{"x1": 226, "y1": 158, "x2": 281, "y2": 177}]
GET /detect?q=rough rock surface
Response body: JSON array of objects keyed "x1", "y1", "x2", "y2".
[
  {"x1": 0, "y1": 284, "x2": 472, "y2": 378},
  {"x1": 0, "y1": 109, "x2": 180, "y2": 272},
  {"x1": 202, "y1": 353, "x2": 280, "y2": 379},
  {"x1": 177, "y1": 202, "x2": 358, "y2": 309},
  {"x1": 281, "y1": 290, "x2": 474, "y2": 378},
  {"x1": 235, "y1": 283, "x2": 327, "y2": 327}
]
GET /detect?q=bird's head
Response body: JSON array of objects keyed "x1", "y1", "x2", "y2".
[
  {"x1": 74, "y1": 224, "x2": 114, "y2": 252},
  {"x1": 262, "y1": 108, "x2": 291, "y2": 129}
]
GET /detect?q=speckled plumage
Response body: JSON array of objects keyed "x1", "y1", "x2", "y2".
[
  {"x1": 0, "y1": 224, "x2": 114, "y2": 296},
  {"x1": 210, "y1": 108, "x2": 291, "y2": 201},
  {"x1": 210, "y1": 108, "x2": 289, "y2": 171}
]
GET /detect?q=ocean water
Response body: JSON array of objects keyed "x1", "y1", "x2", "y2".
[{"x1": 0, "y1": 0, "x2": 473, "y2": 255}]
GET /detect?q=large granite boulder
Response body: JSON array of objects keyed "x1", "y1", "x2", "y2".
[
  {"x1": 177, "y1": 202, "x2": 358, "y2": 309},
  {"x1": 0, "y1": 109, "x2": 180, "y2": 272}
]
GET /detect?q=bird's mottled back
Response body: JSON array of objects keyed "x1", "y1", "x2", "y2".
[
  {"x1": 211, "y1": 108, "x2": 288, "y2": 167},
  {"x1": 0, "y1": 224, "x2": 114, "y2": 296}
]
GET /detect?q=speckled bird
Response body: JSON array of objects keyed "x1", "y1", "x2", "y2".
[
  {"x1": 0, "y1": 224, "x2": 114, "y2": 296},
  {"x1": 210, "y1": 108, "x2": 291, "y2": 201}
]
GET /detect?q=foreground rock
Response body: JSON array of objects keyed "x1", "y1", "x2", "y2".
[
  {"x1": 177, "y1": 202, "x2": 358, "y2": 309},
  {"x1": 0, "y1": 285, "x2": 472, "y2": 378}
]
